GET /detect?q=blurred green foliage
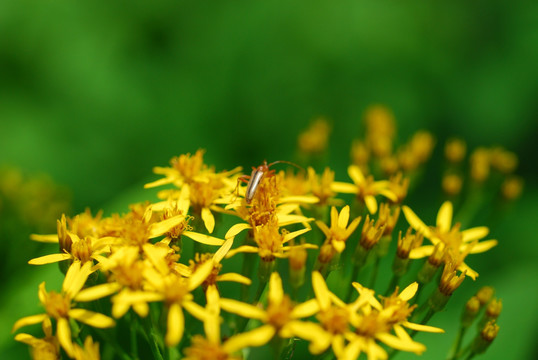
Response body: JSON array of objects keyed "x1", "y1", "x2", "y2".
[{"x1": 1, "y1": 0, "x2": 537, "y2": 359}]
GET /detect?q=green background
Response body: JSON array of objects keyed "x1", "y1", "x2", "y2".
[{"x1": 1, "y1": 0, "x2": 537, "y2": 359}]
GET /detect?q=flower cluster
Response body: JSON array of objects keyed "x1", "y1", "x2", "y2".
[{"x1": 14, "y1": 108, "x2": 515, "y2": 360}]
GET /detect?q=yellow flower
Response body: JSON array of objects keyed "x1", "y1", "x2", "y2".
[
  {"x1": 225, "y1": 218, "x2": 315, "y2": 261},
  {"x1": 316, "y1": 205, "x2": 362, "y2": 253},
  {"x1": 402, "y1": 201, "x2": 498, "y2": 279},
  {"x1": 183, "y1": 285, "x2": 247, "y2": 359},
  {"x1": 12, "y1": 262, "x2": 115, "y2": 357},
  {"x1": 219, "y1": 272, "x2": 320, "y2": 348},
  {"x1": 297, "y1": 117, "x2": 331, "y2": 155},
  {"x1": 14, "y1": 317, "x2": 59, "y2": 360},
  {"x1": 143, "y1": 259, "x2": 215, "y2": 347},
  {"x1": 72, "y1": 336, "x2": 100, "y2": 360},
  {"x1": 331, "y1": 165, "x2": 397, "y2": 214},
  {"x1": 145, "y1": 150, "x2": 241, "y2": 233},
  {"x1": 297, "y1": 271, "x2": 359, "y2": 357},
  {"x1": 183, "y1": 237, "x2": 251, "y2": 289},
  {"x1": 144, "y1": 149, "x2": 211, "y2": 189},
  {"x1": 147, "y1": 193, "x2": 226, "y2": 245},
  {"x1": 342, "y1": 282, "x2": 444, "y2": 360},
  {"x1": 28, "y1": 232, "x2": 112, "y2": 268}
]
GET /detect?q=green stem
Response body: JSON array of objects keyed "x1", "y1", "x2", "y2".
[
  {"x1": 93, "y1": 328, "x2": 132, "y2": 360},
  {"x1": 448, "y1": 327, "x2": 467, "y2": 360},
  {"x1": 143, "y1": 315, "x2": 164, "y2": 360},
  {"x1": 129, "y1": 312, "x2": 139, "y2": 360},
  {"x1": 345, "y1": 265, "x2": 359, "y2": 302},
  {"x1": 368, "y1": 255, "x2": 380, "y2": 289}
]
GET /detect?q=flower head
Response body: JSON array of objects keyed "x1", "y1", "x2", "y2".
[{"x1": 403, "y1": 201, "x2": 497, "y2": 279}]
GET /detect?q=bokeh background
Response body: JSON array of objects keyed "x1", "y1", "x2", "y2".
[{"x1": 1, "y1": 0, "x2": 537, "y2": 359}]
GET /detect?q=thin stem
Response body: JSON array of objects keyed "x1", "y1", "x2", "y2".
[
  {"x1": 368, "y1": 255, "x2": 380, "y2": 289},
  {"x1": 448, "y1": 326, "x2": 467, "y2": 360},
  {"x1": 129, "y1": 312, "x2": 139, "y2": 360},
  {"x1": 143, "y1": 315, "x2": 164, "y2": 360}
]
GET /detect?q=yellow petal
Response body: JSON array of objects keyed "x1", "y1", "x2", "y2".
[
  {"x1": 63, "y1": 261, "x2": 93, "y2": 298},
  {"x1": 225, "y1": 245, "x2": 259, "y2": 259},
  {"x1": 398, "y1": 282, "x2": 418, "y2": 302},
  {"x1": 283, "y1": 227, "x2": 311, "y2": 243},
  {"x1": 364, "y1": 195, "x2": 378, "y2": 214},
  {"x1": 216, "y1": 273, "x2": 252, "y2": 285},
  {"x1": 75, "y1": 283, "x2": 121, "y2": 302},
  {"x1": 338, "y1": 206, "x2": 350, "y2": 229},
  {"x1": 225, "y1": 223, "x2": 251, "y2": 239},
  {"x1": 402, "y1": 206, "x2": 432, "y2": 238},
  {"x1": 436, "y1": 201, "x2": 453, "y2": 233},
  {"x1": 277, "y1": 214, "x2": 314, "y2": 227},
  {"x1": 144, "y1": 177, "x2": 174, "y2": 189},
  {"x1": 183, "y1": 300, "x2": 207, "y2": 321},
  {"x1": 279, "y1": 195, "x2": 319, "y2": 204},
  {"x1": 312, "y1": 271, "x2": 331, "y2": 311},
  {"x1": 458, "y1": 262, "x2": 479, "y2": 280},
  {"x1": 376, "y1": 332, "x2": 425, "y2": 354},
  {"x1": 14, "y1": 333, "x2": 39, "y2": 346},
  {"x1": 165, "y1": 303, "x2": 184, "y2": 347},
  {"x1": 281, "y1": 321, "x2": 325, "y2": 342},
  {"x1": 330, "y1": 206, "x2": 339, "y2": 227},
  {"x1": 402, "y1": 321, "x2": 444, "y2": 333},
  {"x1": 213, "y1": 237, "x2": 234, "y2": 264},
  {"x1": 268, "y1": 272, "x2": 283, "y2": 305},
  {"x1": 69, "y1": 309, "x2": 115, "y2": 328},
  {"x1": 148, "y1": 215, "x2": 184, "y2": 238},
  {"x1": 219, "y1": 298, "x2": 266, "y2": 320},
  {"x1": 143, "y1": 244, "x2": 170, "y2": 275},
  {"x1": 348, "y1": 165, "x2": 365, "y2": 185},
  {"x1": 12, "y1": 314, "x2": 47, "y2": 333},
  {"x1": 188, "y1": 259, "x2": 213, "y2": 291},
  {"x1": 183, "y1": 231, "x2": 224, "y2": 246},
  {"x1": 57, "y1": 317, "x2": 74, "y2": 357},
  {"x1": 468, "y1": 239, "x2": 497, "y2": 254},
  {"x1": 409, "y1": 245, "x2": 435, "y2": 259},
  {"x1": 341, "y1": 338, "x2": 362, "y2": 360},
  {"x1": 316, "y1": 220, "x2": 331, "y2": 238},
  {"x1": 133, "y1": 303, "x2": 150, "y2": 318},
  {"x1": 330, "y1": 181, "x2": 358, "y2": 194},
  {"x1": 223, "y1": 325, "x2": 275, "y2": 353},
  {"x1": 29, "y1": 253, "x2": 72, "y2": 265},
  {"x1": 201, "y1": 207, "x2": 215, "y2": 234},
  {"x1": 461, "y1": 227, "x2": 490, "y2": 242},
  {"x1": 290, "y1": 299, "x2": 320, "y2": 319},
  {"x1": 29, "y1": 234, "x2": 58, "y2": 243},
  {"x1": 333, "y1": 240, "x2": 346, "y2": 253}
]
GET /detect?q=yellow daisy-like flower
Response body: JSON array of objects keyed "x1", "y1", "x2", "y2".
[
  {"x1": 316, "y1": 205, "x2": 362, "y2": 253},
  {"x1": 183, "y1": 285, "x2": 250, "y2": 359},
  {"x1": 402, "y1": 201, "x2": 498, "y2": 279},
  {"x1": 28, "y1": 232, "x2": 112, "y2": 269},
  {"x1": 14, "y1": 317, "x2": 59, "y2": 360},
  {"x1": 72, "y1": 336, "x2": 101, "y2": 360},
  {"x1": 186, "y1": 238, "x2": 252, "y2": 289},
  {"x1": 12, "y1": 262, "x2": 115, "y2": 357},
  {"x1": 219, "y1": 272, "x2": 320, "y2": 348},
  {"x1": 331, "y1": 165, "x2": 397, "y2": 214},
  {"x1": 295, "y1": 271, "x2": 360, "y2": 357},
  {"x1": 143, "y1": 259, "x2": 215, "y2": 347},
  {"x1": 144, "y1": 149, "x2": 212, "y2": 189},
  {"x1": 146, "y1": 192, "x2": 226, "y2": 246},
  {"x1": 225, "y1": 218, "x2": 315, "y2": 261},
  {"x1": 342, "y1": 282, "x2": 444, "y2": 360}
]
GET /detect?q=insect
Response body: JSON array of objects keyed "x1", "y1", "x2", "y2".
[{"x1": 237, "y1": 160, "x2": 302, "y2": 204}]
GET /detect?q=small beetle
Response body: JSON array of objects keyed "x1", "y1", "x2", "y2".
[{"x1": 238, "y1": 160, "x2": 301, "y2": 204}]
